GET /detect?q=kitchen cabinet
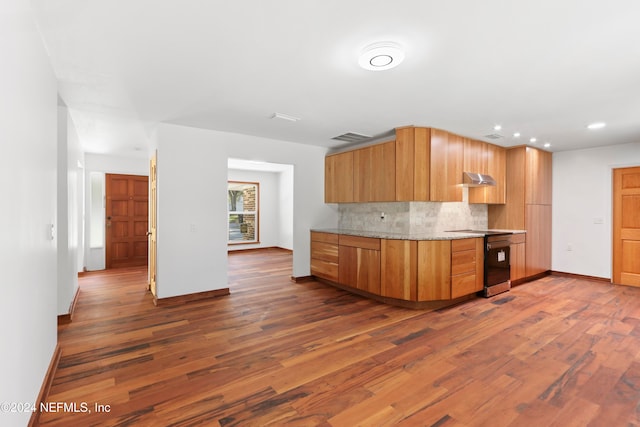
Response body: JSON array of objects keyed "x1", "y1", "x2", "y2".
[
  {"x1": 417, "y1": 238, "x2": 483, "y2": 301},
  {"x1": 468, "y1": 142, "x2": 506, "y2": 205},
  {"x1": 488, "y1": 146, "x2": 552, "y2": 280},
  {"x1": 325, "y1": 125, "x2": 506, "y2": 204},
  {"x1": 338, "y1": 235, "x2": 381, "y2": 294},
  {"x1": 310, "y1": 232, "x2": 339, "y2": 281},
  {"x1": 417, "y1": 240, "x2": 451, "y2": 300},
  {"x1": 311, "y1": 232, "x2": 484, "y2": 306},
  {"x1": 354, "y1": 141, "x2": 396, "y2": 202},
  {"x1": 450, "y1": 238, "x2": 484, "y2": 299},
  {"x1": 430, "y1": 129, "x2": 464, "y2": 202},
  {"x1": 510, "y1": 233, "x2": 526, "y2": 282},
  {"x1": 395, "y1": 126, "x2": 430, "y2": 201},
  {"x1": 325, "y1": 151, "x2": 353, "y2": 203},
  {"x1": 381, "y1": 239, "x2": 418, "y2": 300}
]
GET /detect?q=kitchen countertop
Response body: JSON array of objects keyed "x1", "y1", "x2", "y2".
[{"x1": 311, "y1": 228, "x2": 526, "y2": 241}]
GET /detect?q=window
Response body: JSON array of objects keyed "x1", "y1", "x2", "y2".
[{"x1": 228, "y1": 181, "x2": 259, "y2": 244}]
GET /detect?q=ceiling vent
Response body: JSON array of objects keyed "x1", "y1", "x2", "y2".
[
  {"x1": 484, "y1": 133, "x2": 504, "y2": 140},
  {"x1": 331, "y1": 132, "x2": 372, "y2": 143}
]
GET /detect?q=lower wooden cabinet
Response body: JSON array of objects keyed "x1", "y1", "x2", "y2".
[
  {"x1": 510, "y1": 233, "x2": 526, "y2": 281},
  {"x1": 338, "y1": 235, "x2": 381, "y2": 294},
  {"x1": 450, "y1": 238, "x2": 484, "y2": 299},
  {"x1": 310, "y1": 232, "x2": 339, "y2": 281},
  {"x1": 417, "y1": 240, "x2": 451, "y2": 300},
  {"x1": 381, "y1": 240, "x2": 418, "y2": 300},
  {"x1": 311, "y1": 232, "x2": 483, "y2": 303}
]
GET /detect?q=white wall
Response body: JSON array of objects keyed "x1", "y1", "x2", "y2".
[
  {"x1": 57, "y1": 106, "x2": 83, "y2": 315},
  {"x1": 156, "y1": 123, "x2": 337, "y2": 298},
  {"x1": 83, "y1": 153, "x2": 148, "y2": 270},
  {"x1": 0, "y1": 2, "x2": 58, "y2": 426},
  {"x1": 278, "y1": 166, "x2": 294, "y2": 250},
  {"x1": 553, "y1": 141, "x2": 640, "y2": 279}
]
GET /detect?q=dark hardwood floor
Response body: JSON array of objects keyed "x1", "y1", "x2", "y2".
[{"x1": 39, "y1": 248, "x2": 640, "y2": 426}]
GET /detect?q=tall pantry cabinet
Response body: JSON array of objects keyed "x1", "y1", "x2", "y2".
[{"x1": 488, "y1": 146, "x2": 552, "y2": 279}]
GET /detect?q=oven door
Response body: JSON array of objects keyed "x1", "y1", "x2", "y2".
[{"x1": 485, "y1": 239, "x2": 510, "y2": 289}]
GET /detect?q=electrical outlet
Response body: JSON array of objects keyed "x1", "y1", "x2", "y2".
[
  {"x1": 567, "y1": 243, "x2": 573, "y2": 251},
  {"x1": 380, "y1": 212, "x2": 385, "y2": 220}
]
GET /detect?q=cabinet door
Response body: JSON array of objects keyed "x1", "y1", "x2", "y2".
[
  {"x1": 526, "y1": 147, "x2": 552, "y2": 205},
  {"x1": 525, "y1": 204, "x2": 552, "y2": 277},
  {"x1": 381, "y1": 239, "x2": 417, "y2": 300},
  {"x1": 417, "y1": 240, "x2": 451, "y2": 300},
  {"x1": 510, "y1": 242, "x2": 526, "y2": 281},
  {"x1": 395, "y1": 126, "x2": 431, "y2": 201},
  {"x1": 325, "y1": 151, "x2": 354, "y2": 203},
  {"x1": 463, "y1": 138, "x2": 487, "y2": 175},
  {"x1": 430, "y1": 129, "x2": 463, "y2": 202},
  {"x1": 354, "y1": 142, "x2": 396, "y2": 202},
  {"x1": 339, "y1": 246, "x2": 380, "y2": 294}
]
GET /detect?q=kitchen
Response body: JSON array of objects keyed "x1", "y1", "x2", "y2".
[{"x1": 310, "y1": 126, "x2": 550, "y2": 307}]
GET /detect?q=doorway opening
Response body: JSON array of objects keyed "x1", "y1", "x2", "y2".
[{"x1": 227, "y1": 158, "x2": 294, "y2": 279}]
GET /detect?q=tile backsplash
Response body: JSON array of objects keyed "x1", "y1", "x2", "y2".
[{"x1": 338, "y1": 198, "x2": 488, "y2": 234}]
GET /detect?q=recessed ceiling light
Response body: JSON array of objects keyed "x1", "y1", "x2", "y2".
[
  {"x1": 530, "y1": 137, "x2": 537, "y2": 143},
  {"x1": 587, "y1": 122, "x2": 606, "y2": 130},
  {"x1": 513, "y1": 132, "x2": 521, "y2": 138},
  {"x1": 359, "y1": 42, "x2": 405, "y2": 71},
  {"x1": 543, "y1": 143, "x2": 551, "y2": 148},
  {"x1": 493, "y1": 124, "x2": 502, "y2": 131}
]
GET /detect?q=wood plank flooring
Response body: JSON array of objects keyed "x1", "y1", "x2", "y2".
[{"x1": 39, "y1": 248, "x2": 640, "y2": 426}]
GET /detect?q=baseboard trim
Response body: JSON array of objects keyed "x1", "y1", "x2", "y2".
[
  {"x1": 153, "y1": 288, "x2": 230, "y2": 307},
  {"x1": 57, "y1": 286, "x2": 81, "y2": 325},
  {"x1": 228, "y1": 246, "x2": 292, "y2": 254},
  {"x1": 551, "y1": 271, "x2": 611, "y2": 283},
  {"x1": 28, "y1": 344, "x2": 62, "y2": 427},
  {"x1": 290, "y1": 275, "x2": 314, "y2": 283}
]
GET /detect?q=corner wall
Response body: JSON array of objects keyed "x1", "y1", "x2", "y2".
[
  {"x1": 156, "y1": 123, "x2": 337, "y2": 298},
  {"x1": 552, "y1": 141, "x2": 640, "y2": 278}
]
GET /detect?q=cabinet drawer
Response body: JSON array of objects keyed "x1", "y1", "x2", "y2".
[
  {"x1": 451, "y1": 273, "x2": 480, "y2": 299},
  {"x1": 451, "y1": 249, "x2": 476, "y2": 275},
  {"x1": 311, "y1": 259, "x2": 338, "y2": 282},
  {"x1": 311, "y1": 231, "x2": 339, "y2": 244},
  {"x1": 311, "y1": 241, "x2": 338, "y2": 263},
  {"x1": 452, "y1": 238, "x2": 477, "y2": 252},
  {"x1": 339, "y1": 235, "x2": 381, "y2": 250}
]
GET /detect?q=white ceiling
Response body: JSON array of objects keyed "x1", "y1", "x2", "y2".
[{"x1": 34, "y1": 0, "x2": 640, "y2": 156}]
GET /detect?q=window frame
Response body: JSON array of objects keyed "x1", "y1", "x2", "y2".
[{"x1": 227, "y1": 181, "x2": 260, "y2": 245}]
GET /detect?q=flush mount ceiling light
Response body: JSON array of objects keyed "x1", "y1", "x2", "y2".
[
  {"x1": 493, "y1": 124, "x2": 502, "y2": 131},
  {"x1": 359, "y1": 42, "x2": 405, "y2": 71},
  {"x1": 587, "y1": 122, "x2": 606, "y2": 130},
  {"x1": 530, "y1": 137, "x2": 537, "y2": 143},
  {"x1": 513, "y1": 132, "x2": 521, "y2": 138},
  {"x1": 271, "y1": 112, "x2": 300, "y2": 122}
]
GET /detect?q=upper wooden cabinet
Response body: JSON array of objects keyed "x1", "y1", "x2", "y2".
[
  {"x1": 430, "y1": 129, "x2": 464, "y2": 202},
  {"x1": 325, "y1": 151, "x2": 353, "y2": 203},
  {"x1": 354, "y1": 141, "x2": 396, "y2": 202},
  {"x1": 525, "y1": 147, "x2": 552, "y2": 205},
  {"x1": 325, "y1": 126, "x2": 506, "y2": 204},
  {"x1": 468, "y1": 142, "x2": 506, "y2": 204},
  {"x1": 395, "y1": 126, "x2": 430, "y2": 201}
]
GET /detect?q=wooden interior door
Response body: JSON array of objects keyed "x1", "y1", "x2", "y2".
[
  {"x1": 106, "y1": 174, "x2": 149, "y2": 269},
  {"x1": 149, "y1": 154, "x2": 157, "y2": 295},
  {"x1": 613, "y1": 166, "x2": 640, "y2": 286}
]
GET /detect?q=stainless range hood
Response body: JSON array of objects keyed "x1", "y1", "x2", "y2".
[{"x1": 462, "y1": 172, "x2": 497, "y2": 187}]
